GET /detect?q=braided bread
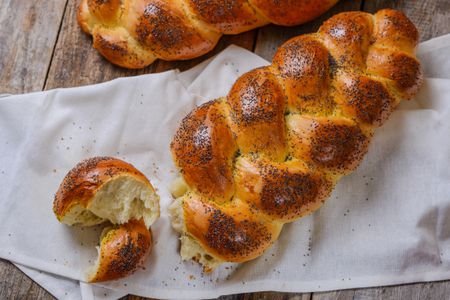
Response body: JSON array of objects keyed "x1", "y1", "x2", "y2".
[
  {"x1": 169, "y1": 9, "x2": 423, "y2": 271},
  {"x1": 77, "y1": 0, "x2": 339, "y2": 68}
]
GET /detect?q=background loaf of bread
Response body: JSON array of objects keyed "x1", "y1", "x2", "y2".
[{"x1": 77, "y1": 0, "x2": 339, "y2": 68}]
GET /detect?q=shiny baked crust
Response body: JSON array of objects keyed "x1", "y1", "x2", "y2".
[
  {"x1": 53, "y1": 156, "x2": 160, "y2": 282},
  {"x1": 170, "y1": 9, "x2": 423, "y2": 271},
  {"x1": 89, "y1": 219, "x2": 152, "y2": 282},
  {"x1": 77, "y1": 0, "x2": 339, "y2": 68}
]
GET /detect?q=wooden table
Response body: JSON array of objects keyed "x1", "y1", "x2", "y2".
[{"x1": 1, "y1": 0, "x2": 449, "y2": 299}]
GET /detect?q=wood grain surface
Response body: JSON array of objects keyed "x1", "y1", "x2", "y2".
[
  {"x1": 0, "y1": 0, "x2": 67, "y2": 94},
  {"x1": 0, "y1": 0, "x2": 449, "y2": 299}
]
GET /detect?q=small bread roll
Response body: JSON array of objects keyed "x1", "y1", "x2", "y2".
[{"x1": 53, "y1": 156, "x2": 160, "y2": 282}]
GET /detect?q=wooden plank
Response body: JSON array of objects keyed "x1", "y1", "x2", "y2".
[
  {"x1": 364, "y1": 0, "x2": 450, "y2": 42},
  {"x1": 0, "y1": 0, "x2": 68, "y2": 94},
  {"x1": 312, "y1": 281, "x2": 450, "y2": 300},
  {"x1": 120, "y1": 292, "x2": 311, "y2": 300},
  {"x1": 254, "y1": 0, "x2": 363, "y2": 61},
  {"x1": 0, "y1": 259, "x2": 55, "y2": 300},
  {"x1": 218, "y1": 292, "x2": 311, "y2": 300},
  {"x1": 45, "y1": 0, "x2": 257, "y2": 90},
  {"x1": 120, "y1": 295, "x2": 157, "y2": 300}
]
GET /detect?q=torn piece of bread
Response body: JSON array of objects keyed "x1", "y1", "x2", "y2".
[
  {"x1": 53, "y1": 156, "x2": 160, "y2": 228},
  {"x1": 88, "y1": 219, "x2": 152, "y2": 282},
  {"x1": 53, "y1": 156, "x2": 160, "y2": 282}
]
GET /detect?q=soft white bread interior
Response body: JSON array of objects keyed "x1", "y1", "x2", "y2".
[
  {"x1": 169, "y1": 196, "x2": 223, "y2": 272},
  {"x1": 61, "y1": 175, "x2": 159, "y2": 228}
]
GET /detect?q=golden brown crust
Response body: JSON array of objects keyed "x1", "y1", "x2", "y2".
[
  {"x1": 171, "y1": 101, "x2": 238, "y2": 203},
  {"x1": 183, "y1": 193, "x2": 282, "y2": 262},
  {"x1": 185, "y1": 0, "x2": 268, "y2": 34},
  {"x1": 334, "y1": 71, "x2": 396, "y2": 127},
  {"x1": 235, "y1": 157, "x2": 333, "y2": 222},
  {"x1": 170, "y1": 9, "x2": 422, "y2": 266},
  {"x1": 287, "y1": 116, "x2": 370, "y2": 175},
  {"x1": 77, "y1": 0, "x2": 91, "y2": 33},
  {"x1": 366, "y1": 47, "x2": 423, "y2": 100},
  {"x1": 128, "y1": 0, "x2": 217, "y2": 60},
  {"x1": 53, "y1": 156, "x2": 152, "y2": 221},
  {"x1": 77, "y1": 0, "x2": 339, "y2": 68},
  {"x1": 87, "y1": 0, "x2": 122, "y2": 25},
  {"x1": 226, "y1": 67, "x2": 287, "y2": 161},
  {"x1": 250, "y1": 0, "x2": 339, "y2": 26},
  {"x1": 372, "y1": 9, "x2": 419, "y2": 52},
  {"x1": 319, "y1": 11, "x2": 373, "y2": 70},
  {"x1": 92, "y1": 27, "x2": 157, "y2": 69},
  {"x1": 273, "y1": 35, "x2": 333, "y2": 114},
  {"x1": 89, "y1": 219, "x2": 152, "y2": 282}
]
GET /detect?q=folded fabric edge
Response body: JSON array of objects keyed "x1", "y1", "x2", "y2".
[
  {"x1": 418, "y1": 33, "x2": 450, "y2": 56},
  {"x1": 80, "y1": 282, "x2": 127, "y2": 300},
  {"x1": 182, "y1": 44, "x2": 269, "y2": 100},
  {"x1": 14, "y1": 263, "x2": 81, "y2": 300},
  {"x1": 96, "y1": 269, "x2": 450, "y2": 300},
  {"x1": 15, "y1": 262, "x2": 127, "y2": 300},
  {"x1": 0, "y1": 70, "x2": 179, "y2": 99},
  {"x1": 1, "y1": 249, "x2": 83, "y2": 282}
]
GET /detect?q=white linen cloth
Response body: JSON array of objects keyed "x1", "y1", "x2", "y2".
[{"x1": 0, "y1": 34, "x2": 449, "y2": 299}]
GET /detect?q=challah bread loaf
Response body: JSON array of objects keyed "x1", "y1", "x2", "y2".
[
  {"x1": 169, "y1": 9, "x2": 423, "y2": 271},
  {"x1": 53, "y1": 157, "x2": 160, "y2": 282},
  {"x1": 77, "y1": 0, "x2": 339, "y2": 68}
]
